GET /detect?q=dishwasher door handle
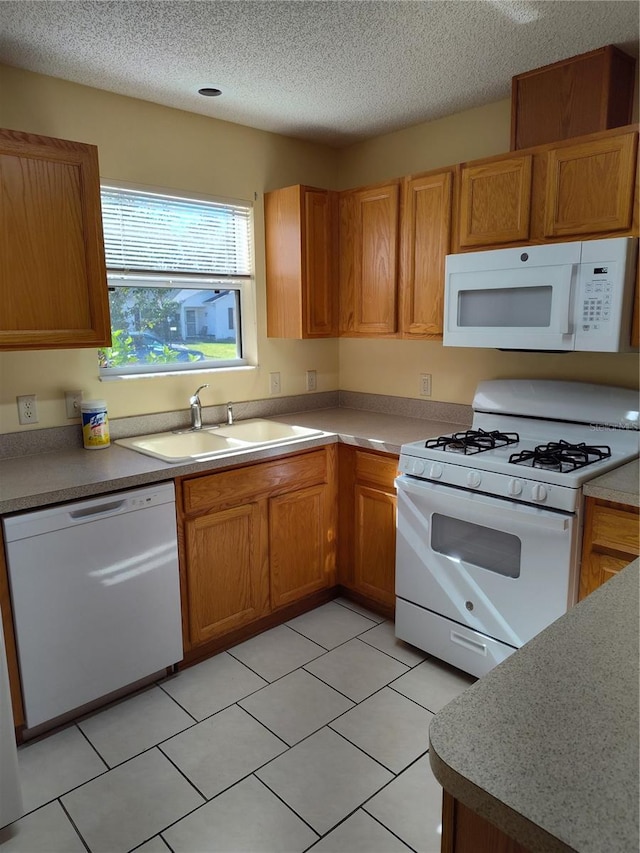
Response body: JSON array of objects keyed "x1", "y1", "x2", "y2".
[{"x1": 68, "y1": 499, "x2": 126, "y2": 520}]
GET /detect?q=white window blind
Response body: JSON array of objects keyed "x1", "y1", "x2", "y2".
[{"x1": 101, "y1": 186, "x2": 252, "y2": 278}]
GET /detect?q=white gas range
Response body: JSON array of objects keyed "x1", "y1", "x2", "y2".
[{"x1": 395, "y1": 380, "x2": 639, "y2": 678}]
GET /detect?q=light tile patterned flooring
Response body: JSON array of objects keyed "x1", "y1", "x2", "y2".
[{"x1": 0, "y1": 598, "x2": 475, "y2": 853}]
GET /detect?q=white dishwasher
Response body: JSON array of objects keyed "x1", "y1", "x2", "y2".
[{"x1": 3, "y1": 482, "x2": 183, "y2": 729}]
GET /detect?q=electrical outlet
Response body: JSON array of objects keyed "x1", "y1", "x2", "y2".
[
  {"x1": 17, "y1": 394, "x2": 38, "y2": 425},
  {"x1": 305, "y1": 370, "x2": 317, "y2": 392},
  {"x1": 420, "y1": 373, "x2": 432, "y2": 397},
  {"x1": 65, "y1": 390, "x2": 83, "y2": 419},
  {"x1": 269, "y1": 372, "x2": 281, "y2": 394}
]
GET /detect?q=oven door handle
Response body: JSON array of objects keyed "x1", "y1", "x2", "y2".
[{"x1": 395, "y1": 475, "x2": 570, "y2": 532}]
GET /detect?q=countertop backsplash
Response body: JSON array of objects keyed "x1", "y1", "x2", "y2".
[{"x1": 0, "y1": 391, "x2": 472, "y2": 461}]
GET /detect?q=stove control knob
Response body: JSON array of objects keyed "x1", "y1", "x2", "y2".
[
  {"x1": 467, "y1": 471, "x2": 482, "y2": 488},
  {"x1": 413, "y1": 460, "x2": 425, "y2": 475},
  {"x1": 508, "y1": 478, "x2": 523, "y2": 496},
  {"x1": 429, "y1": 463, "x2": 443, "y2": 479},
  {"x1": 531, "y1": 484, "x2": 547, "y2": 502}
]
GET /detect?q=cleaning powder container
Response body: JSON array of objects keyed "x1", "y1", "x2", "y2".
[{"x1": 81, "y1": 400, "x2": 110, "y2": 449}]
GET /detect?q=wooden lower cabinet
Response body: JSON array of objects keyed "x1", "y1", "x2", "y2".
[
  {"x1": 339, "y1": 446, "x2": 398, "y2": 613},
  {"x1": 178, "y1": 446, "x2": 337, "y2": 652},
  {"x1": 184, "y1": 502, "x2": 269, "y2": 645},
  {"x1": 442, "y1": 792, "x2": 531, "y2": 853},
  {"x1": 579, "y1": 497, "x2": 639, "y2": 600},
  {"x1": 270, "y1": 484, "x2": 332, "y2": 608}
]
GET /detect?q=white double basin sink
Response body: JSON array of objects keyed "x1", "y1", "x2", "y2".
[{"x1": 115, "y1": 419, "x2": 324, "y2": 462}]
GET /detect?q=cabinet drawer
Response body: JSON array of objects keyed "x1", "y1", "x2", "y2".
[
  {"x1": 354, "y1": 451, "x2": 398, "y2": 489},
  {"x1": 182, "y1": 449, "x2": 328, "y2": 515},
  {"x1": 590, "y1": 504, "x2": 640, "y2": 555}
]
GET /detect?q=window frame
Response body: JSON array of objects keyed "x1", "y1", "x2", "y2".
[{"x1": 98, "y1": 182, "x2": 254, "y2": 380}]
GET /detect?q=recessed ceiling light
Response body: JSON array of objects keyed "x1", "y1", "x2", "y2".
[{"x1": 198, "y1": 87, "x2": 222, "y2": 97}]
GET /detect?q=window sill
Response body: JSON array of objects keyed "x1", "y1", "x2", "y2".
[{"x1": 100, "y1": 364, "x2": 258, "y2": 382}]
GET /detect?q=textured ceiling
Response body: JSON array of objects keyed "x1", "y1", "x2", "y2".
[{"x1": 0, "y1": 1, "x2": 638, "y2": 147}]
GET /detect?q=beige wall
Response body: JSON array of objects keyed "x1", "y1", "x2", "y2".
[
  {"x1": 1, "y1": 64, "x2": 638, "y2": 435},
  {"x1": 0, "y1": 64, "x2": 341, "y2": 433},
  {"x1": 337, "y1": 98, "x2": 639, "y2": 400}
]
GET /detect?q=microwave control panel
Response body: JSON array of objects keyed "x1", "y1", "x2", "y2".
[{"x1": 575, "y1": 259, "x2": 628, "y2": 351}]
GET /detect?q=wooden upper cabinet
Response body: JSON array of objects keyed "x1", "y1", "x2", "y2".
[
  {"x1": 458, "y1": 156, "x2": 532, "y2": 248},
  {"x1": 543, "y1": 131, "x2": 638, "y2": 238},
  {"x1": 339, "y1": 181, "x2": 400, "y2": 336},
  {"x1": 265, "y1": 184, "x2": 337, "y2": 338},
  {"x1": 511, "y1": 45, "x2": 636, "y2": 150},
  {"x1": 399, "y1": 169, "x2": 454, "y2": 338},
  {"x1": 0, "y1": 128, "x2": 110, "y2": 350}
]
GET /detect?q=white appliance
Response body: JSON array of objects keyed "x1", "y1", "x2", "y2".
[
  {"x1": 0, "y1": 605, "x2": 22, "y2": 828},
  {"x1": 3, "y1": 482, "x2": 183, "y2": 729},
  {"x1": 395, "y1": 380, "x2": 639, "y2": 678},
  {"x1": 443, "y1": 236, "x2": 638, "y2": 351}
]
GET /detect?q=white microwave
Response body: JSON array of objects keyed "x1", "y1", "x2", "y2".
[{"x1": 443, "y1": 237, "x2": 638, "y2": 351}]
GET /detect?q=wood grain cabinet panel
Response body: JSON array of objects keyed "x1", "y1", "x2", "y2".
[
  {"x1": 339, "y1": 447, "x2": 398, "y2": 613},
  {"x1": 354, "y1": 484, "x2": 397, "y2": 608},
  {"x1": 0, "y1": 128, "x2": 110, "y2": 350},
  {"x1": 179, "y1": 447, "x2": 337, "y2": 650},
  {"x1": 339, "y1": 182, "x2": 400, "y2": 336},
  {"x1": 511, "y1": 45, "x2": 636, "y2": 150},
  {"x1": 458, "y1": 156, "x2": 532, "y2": 248},
  {"x1": 544, "y1": 132, "x2": 637, "y2": 238},
  {"x1": 399, "y1": 169, "x2": 454, "y2": 338},
  {"x1": 270, "y1": 484, "x2": 331, "y2": 608},
  {"x1": 442, "y1": 791, "x2": 531, "y2": 853},
  {"x1": 184, "y1": 502, "x2": 269, "y2": 645},
  {"x1": 579, "y1": 498, "x2": 639, "y2": 601},
  {"x1": 265, "y1": 185, "x2": 337, "y2": 338}
]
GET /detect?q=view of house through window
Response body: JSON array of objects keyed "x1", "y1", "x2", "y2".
[{"x1": 98, "y1": 185, "x2": 252, "y2": 376}]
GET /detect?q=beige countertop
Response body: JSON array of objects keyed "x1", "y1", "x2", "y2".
[
  {"x1": 582, "y1": 458, "x2": 639, "y2": 507},
  {"x1": 0, "y1": 408, "x2": 463, "y2": 515},
  {"x1": 429, "y1": 559, "x2": 640, "y2": 853}
]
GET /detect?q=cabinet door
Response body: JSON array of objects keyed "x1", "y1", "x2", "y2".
[
  {"x1": 270, "y1": 483, "x2": 331, "y2": 608},
  {"x1": 354, "y1": 483, "x2": 397, "y2": 609},
  {"x1": 0, "y1": 128, "x2": 110, "y2": 349},
  {"x1": 399, "y1": 170, "x2": 453, "y2": 338},
  {"x1": 578, "y1": 498, "x2": 639, "y2": 601},
  {"x1": 303, "y1": 188, "x2": 337, "y2": 336},
  {"x1": 184, "y1": 502, "x2": 269, "y2": 645},
  {"x1": 265, "y1": 185, "x2": 337, "y2": 339},
  {"x1": 340, "y1": 449, "x2": 398, "y2": 611},
  {"x1": 458, "y1": 156, "x2": 532, "y2": 248},
  {"x1": 340, "y1": 182, "x2": 400, "y2": 335},
  {"x1": 544, "y1": 132, "x2": 637, "y2": 237},
  {"x1": 579, "y1": 552, "x2": 630, "y2": 601}
]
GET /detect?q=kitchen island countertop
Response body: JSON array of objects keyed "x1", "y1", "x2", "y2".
[
  {"x1": 429, "y1": 558, "x2": 639, "y2": 853},
  {"x1": 0, "y1": 408, "x2": 464, "y2": 515}
]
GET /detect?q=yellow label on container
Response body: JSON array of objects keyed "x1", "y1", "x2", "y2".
[{"x1": 82, "y1": 410, "x2": 110, "y2": 448}]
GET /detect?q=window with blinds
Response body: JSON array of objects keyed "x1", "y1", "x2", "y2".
[{"x1": 98, "y1": 185, "x2": 253, "y2": 377}]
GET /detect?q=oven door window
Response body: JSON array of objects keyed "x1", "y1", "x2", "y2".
[{"x1": 431, "y1": 513, "x2": 521, "y2": 578}]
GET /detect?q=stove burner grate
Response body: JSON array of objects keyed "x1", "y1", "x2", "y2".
[
  {"x1": 509, "y1": 440, "x2": 612, "y2": 473},
  {"x1": 425, "y1": 428, "x2": 520, "y2": 455}
]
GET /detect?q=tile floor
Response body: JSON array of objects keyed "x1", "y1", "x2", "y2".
[{"x1": 0, "y1": 598, "x2": 475, "y2": 853}]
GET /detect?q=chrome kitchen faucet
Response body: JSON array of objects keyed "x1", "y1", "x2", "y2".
[{"x1": 189, "y1": 384, "x2": 209, "y2": 430}]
